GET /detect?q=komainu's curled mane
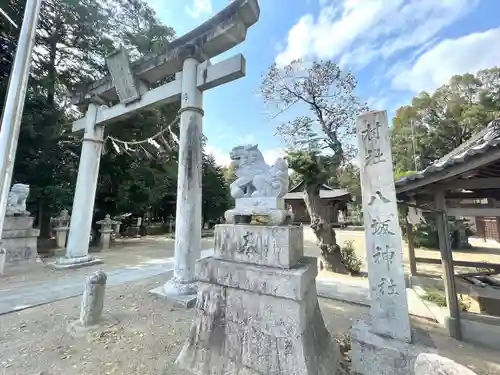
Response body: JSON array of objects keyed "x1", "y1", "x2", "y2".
[{"x1": 229, "y1": 144, "x2": 288, "y2": 198}]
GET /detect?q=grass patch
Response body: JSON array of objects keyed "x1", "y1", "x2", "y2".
[
  {"x1": 422, "y1": 287, "x2": 447, "y2": 307},
  {"x1": 421, "y1": 287, "x2": 470, "y2": 311}
]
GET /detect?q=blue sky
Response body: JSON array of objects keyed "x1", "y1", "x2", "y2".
[{"x1": 147, "y1": 0, "x2": 500, "y2": 166}]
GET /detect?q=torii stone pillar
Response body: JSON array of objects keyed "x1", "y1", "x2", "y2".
[
  {"x1": 163, "y1": 53, "x2": 203, "y2": 297},
  {"x1": 54, "y1": 0, "x2": 260, "y2": 274},
  {"x1": 51, "y1": 103, "x2": 104, "y2": 269}
]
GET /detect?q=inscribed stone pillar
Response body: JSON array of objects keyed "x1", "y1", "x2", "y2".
[
  {"x1": 58, "y1": 103, "x2": 104, "y2": 268},
  {"x1": 357, "y1": 110, "x2": 411, "y2": 340},
  {"x1": 351, "y1": 110, "x2": 417, "y2": 375},
  {"x1": 163, "y1": 49, "x2": 203, "y2": 298}
]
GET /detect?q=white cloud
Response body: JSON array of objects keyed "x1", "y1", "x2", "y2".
[
  {"x1": 205, "y1": 145, "x2": 231, "y2": 166},
  {"x1": 366, "y1": 95, "x2": 389, "y2": 111},
  {"x1": 237, "y1": 134, "x2": 256, "y2": 144},
  {"x1": 392, "y1": 28, "x2": 500, "y2": 93},
  {"x1": 185, "y1": 0, "x2": 212, "y2": 18},
  {"x1": 275, "y1": 0, "x2": 477, "y2": 69},
  {"x1": 262, "y1": 148, "x2": 286, "y2": 165}
]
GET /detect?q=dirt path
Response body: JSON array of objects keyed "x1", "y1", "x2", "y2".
[{"x1": 0, "y1": 237, "x2": 214, "y2": 290}]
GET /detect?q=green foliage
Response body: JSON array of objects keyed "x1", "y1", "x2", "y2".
[
  {"x1": 394, "y1": 169, "x2": 417, "y2": 181},
  {"x1": 288, "y1": 171, "x2": 302, "y2": 189},
  {"x1": 392, "y1": 68, "x2": 500, "y2": 172},
  {"x1": 1, "y1": 0, "x2": 181, "y2": 236},
  {"x1": 421, "y1": 287, "x2": 470, "y2": 312},
  {"x1": 329, "y1": 163, "x2": 361, "y2": 199},
  {"x1": 202, "y1": 154, "x2": 231, "y2": 225},
  {"x1": 286, "y1": 150, "x2": 333, "y2": 186},
  {"x1": 221, "y1": 164, "x2": 237, "y2": 185},
  {"x1": 421, "y1": 287, "x2": 447, "y2": 307},
  {"x1": 409, "y1": 214, "x2": 473, "y2": 249},
  {"x1": 340, "y1": 240, "x2": 363, "y2": 274}
]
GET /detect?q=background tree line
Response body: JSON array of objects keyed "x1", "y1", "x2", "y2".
[
  {"x1": 391, "y1": 68, "x2": 500, "y2": 174},
  {"x1": 1, "y1": 0, "x2": 231, "y2": 238}
]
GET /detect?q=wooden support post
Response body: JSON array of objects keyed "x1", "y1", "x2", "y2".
[
  {"x1": 434, "y1": 190, "x2": 462, "y2": 340},
  {"x1": 406, "y1": 221, "x2": 417, "y2": 276}
]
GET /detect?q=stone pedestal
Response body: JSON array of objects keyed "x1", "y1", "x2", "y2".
[
  {"x1": 54, "y1": 227, "x2": 69, "y2": 257},
  {"x1": 225, "y1": 197, "x2": 293, "y2": 226},
  {"x1": 351, "y1": 319, "x2": 423, "y2": 375},
  {"x1": 175, "y1": 224, "x2": 340, "y2": 374},
  {"x1": 99, "y1": 229, "x2": 113, "y2": 251},
  {"x1": 2, "y1": 215, "x2": 40, "y2": 264}
]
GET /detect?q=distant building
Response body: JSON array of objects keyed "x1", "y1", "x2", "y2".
[{"x1": 284, "y1": 181, "x2": 351, "y2": 223}]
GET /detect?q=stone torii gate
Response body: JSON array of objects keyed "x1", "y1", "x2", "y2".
[{"x1": 53, "y1": 0, "x2": 260, "y2": 298}]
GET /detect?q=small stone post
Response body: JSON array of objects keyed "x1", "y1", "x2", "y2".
[
  {"x1": 113, "y1": 220, "x2": 121, "y2": 239},
  {"x1": 167, "y1": 215, "x2": 174, "y2": 233},
  {"x1": 96, "y1": 214, "x2": 117, "y2": 251},
  {"x1": 0, "y1": 248, "x2": 6, "y2": 276},
  {"x1": 80, "y1": 270, "x2": 107, "y2": 326}
]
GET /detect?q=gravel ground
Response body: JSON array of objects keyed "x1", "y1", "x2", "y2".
[
  {"x1": 0, "y1": 237, "x2": 214, "y2": 289},
  {"x1": 1, "y1": 275, "x2": 500, "y2": 375},
  {"x1": 4, "y1": 227, "x2": 498, "y2": 289}
]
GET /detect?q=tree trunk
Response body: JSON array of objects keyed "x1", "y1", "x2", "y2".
[
  {"x1": 38, "y1": 202, "x2": 52, "y2": 239},
  {"x1": 304, "y1": 183, "x2": 348, "y2": 274}
]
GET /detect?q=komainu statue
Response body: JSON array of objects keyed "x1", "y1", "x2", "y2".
[
  {"x1": 229, "y1": 144, "x2": 288, "y2": 198},
  {"x1": 225, "y1": 145, "x2": 293, "y2": 225},
  {"x1": 6, "y1": 183, "x2": 30, "y2": 216}
]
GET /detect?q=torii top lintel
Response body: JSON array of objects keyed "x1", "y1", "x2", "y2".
[{"x1": 71, "y1": 0, "x2": 260, "y2": 107}]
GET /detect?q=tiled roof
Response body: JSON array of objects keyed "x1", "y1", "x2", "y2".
[
  {"x1": 395, "y1": 119, "x2": 500, "y2": 188},
  {"x1": 284, "y1": 189, "x2": 350, "y2": 199},
  {"x1": 288, "y1": 181, "x2": 333, "y2": 193}
]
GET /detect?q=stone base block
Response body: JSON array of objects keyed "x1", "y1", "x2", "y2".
[
  {"x1": 196, "y1": 256, "x2": 317, "y2": 300},
  {"x1": 351, "y1": 319, "x2": 429, "y2": 375},
  {"x1": 214, "y1": 224, "x2": 303, "y2": 268},
  {"x1": 225, "y1": 208, "x2": 293, "y2": 226},
  {"x1": 2, "y1": 215, "x2": 40, "y2": 264},
  {"x1": 149, "y1": 286, "x2": 197, "y2": 308},
  {"x1": 176, "y1": 266, "x2": 339, "y2": 374},
  {"x1": 49, "y1": 255, "x2": 103, "y2": 270},
  {"x1": 225, "y1": 198, "x2": 293, "y2": 226},
  {"x1": 3, "y1": 215, "x2": 35, "y2": 230},
  {"x1": 54, "y1": 248, "x2": 66, "y2": 257},
  {"x1": 235, "y1": 197, "x2": 285, "y2": 211}
]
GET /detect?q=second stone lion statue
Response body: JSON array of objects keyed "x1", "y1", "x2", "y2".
[
  {"x1": 6, "y1": 183, "x2": 30, "y2": 216},
  {"x1": 229, "y1": 144, "x2": 288, "y2": 198}
]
